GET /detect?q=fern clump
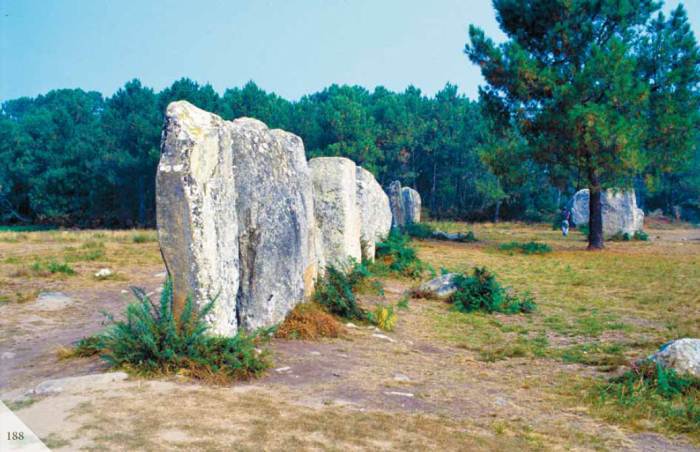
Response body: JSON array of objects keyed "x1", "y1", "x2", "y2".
[
  {"x1": 451, "y1": 267, "x2": 536, "y2": 314},
  {"x1": 375, "y1": 229, "x2": 432, "y2": 278},
  {"x1": 313, "y1": 261, "x2": 369, "y2": 320},
  {"x1": 96, "y1": 279, "x2": 271, "y2": 383}
]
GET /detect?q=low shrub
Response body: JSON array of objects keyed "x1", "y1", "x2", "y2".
[
  {"x1": 498, "y1": 241, "x2": 552, "y2": 255},
  {"x1": 404, "y1": 222, "x2": 434, "y2": 239},
  {"x1": 397, "y1": 296, "x2": 410, "y2": 310},
  {"x1": 96, "y1": 280, "x2": 271, "y2": 383},
  {"x1": 275, "y1": 303, "x2": 344, "y2": 340},
  {"x1": 451, "y1": 267, "x2": 536, "y2": 314},
  {"x1": 610, "y1": 230, "x2": 649, "y2": 242},
  {"x1": 375, "y1": 229, "x2": 433, "y2": 278},
  {"x1": 313, "y1": 261, "x2": 369, "y2": 320},
  {"x1": 634, "y1": 230, "x2": 649, "y2": 241}
]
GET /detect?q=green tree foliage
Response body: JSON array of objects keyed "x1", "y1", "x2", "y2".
[
  {"x1": 467, "y1": 1, "x2": 700, "y2": 247},
  {"x1": 637, "y1": 6, "x2": 700, "y2": 218},
  {"x1": 3, "y1": 79, "x2": 552, "y2": 226}
]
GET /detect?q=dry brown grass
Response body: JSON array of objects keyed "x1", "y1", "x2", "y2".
[
  {"x1": 275, "y1": 302, "x2": 345, "y2": 340},
  {"x1": 0, "y1": 229, "x2": 163, "y2": 304}
]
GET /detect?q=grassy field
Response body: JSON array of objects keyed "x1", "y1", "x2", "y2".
[
  {"x1": 1, "y1": 222, "x2": 699, "y2": 450},
  {"x1": 417, "y1": 221, "x2": 700, "y2": 440}
]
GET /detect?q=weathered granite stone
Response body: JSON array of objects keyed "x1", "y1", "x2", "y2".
[
  {"x1": 648, "y1": 338, "x2": 700, "y2": 378},
  {"x1": 157, "y1": 101, "x2": 318, "y2": 335},
  {"x1": 231, "y1": 118, "x2": 319, "y2": 331},
  {"x1": 355, "y1": 167, "x2": 392, "y2": 260},
  {"x1": 570, "y1": 188, "x2": 644, "y2": 237},
  {"x1": 416, "y1": 273, "x2": 459, "y2": 299},
  {"x1": 401, "y1": 187, "x2": 421, "y2": 224},
  {"x1": 388, "y1": 180, "x2": 405, "y2": 227},
  {"x1": 157, "y1": 101, "x2": 239, "y2": 336},
  {"x1": 310, "y1": 157, "x2": 362, "y2": 268}
]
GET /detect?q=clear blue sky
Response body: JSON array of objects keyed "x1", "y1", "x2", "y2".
[{"x1": 1, "y1": 0, "x2": 698, "y2": 102}]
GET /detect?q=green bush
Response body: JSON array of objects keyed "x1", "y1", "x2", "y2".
[
  {"x1": 313, "y1": 261, "x2": 369, "y2": 320},
  {"x1": 404, "y1": 222, "x2": 434, "y2": 239},
  {"x1": 375, "y1": 229, "x2": 433, "y2": 278},
  {"x1": 451, "y1": 267, "x2": 536, "y2": 314},
  {"x1": 498, "y1": 241, "x2": 552, "y2": 255},
  {"x1": 634, "y1": 230, "x2": 649, "y2": 241},
  {"x1": 610, "y1": 230, "x2": 649, "y2": 242},
  {"x1": 98, "y1": 280, "x2": 271, "y2": 382}
]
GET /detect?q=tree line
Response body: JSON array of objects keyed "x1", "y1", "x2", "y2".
[
  {"x1": 0, "y1": 79, "x2": 564, "y2": 227},
  {"x1": 1, "y1": 2, "x2": 698, "y2": 230}
]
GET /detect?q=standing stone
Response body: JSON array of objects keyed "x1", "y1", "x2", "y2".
[
  {"x1": 157, "y1": 101, "x2": 318, "y2": 335},
  {"x1": 310, "y1": 157, "x2": 362, "y2": 268},
  {"x1": 231, "y1": 118, "x2": 319, "y2": 331},
  {"x1": 401, "y1": 187, "x2": 421, "y2": 224},
  {"x1": 388, "y1": 180, "x2": 405, "y2": 228},
  {"x1": 355, "y1": 167, "x2": 392, "y2": 260},
  {"x1": 570, "y1": 188, "x2": 644, "y2": 236},
  {"x1": 157, "y1": 101, "x2": 239, "y2": 336}
]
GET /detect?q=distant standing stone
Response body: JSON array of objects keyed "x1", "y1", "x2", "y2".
[
  {"x1": 570, "y1": 188, "x2": 644, "y2": 237},
  {"x1": 388, "y1": 180, "x2": 405, "y2": 228},
  {"x1": 310, "y1": 157, "x2": 363, "y2": 268},
  {"x1": 401, "y1": 187, "x2": 421, "y2": 224},
  {"x1": 355, "y1": 166, "x2": 392, "y2": 260}
]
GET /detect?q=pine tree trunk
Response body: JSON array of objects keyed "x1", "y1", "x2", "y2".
[
  {"x1": 494, "y1": 200, "x2": 501, "y2": 223},
  {"x1": 588, "y1": 170, "x2": 604, "y2": 250}
]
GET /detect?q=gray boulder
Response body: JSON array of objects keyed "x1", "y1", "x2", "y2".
[
  {"x1": 355, "y1": 167, "x2": 392, "y2": 260},
  {"x1": 648, "y1": 338, "x2": 700, "y2": 378},
  {"x1": 570, "y1": 188, "x2": 644, "y2": 237},
  {"x1": 401, "y1": 187, "x2": 421, "y2": 224},
  {"x1": 416, "y1": 273, "x2": 459, "y2": 299},
  {"x1": 388, "y1": 180, "x2": 405, "y2": 228},
  {"x1": 310, "y1": 157, "x2": 363, "y2": 268},
  {"x1": 157, "y1": 101, "x2": 318, "y2": 335}
]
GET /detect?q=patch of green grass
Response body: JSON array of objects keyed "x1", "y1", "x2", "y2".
[
  {"x1": 591, "y1": 360, "x2": 700, "y2": 437},
  {"x1": 397, "y1": 296, "x2": 410, "y2": 310},
  {"x1": 29, "y1": 259, "x2": 76, "y2": 276},
  {"x1": 498, "y1": 241, "x2": 552, "y2": 255},
  {"x1": 65, "y1": 241, "x2": 106, "y2": 262},
  {"x1": 557, "y1": 342, "x2": 628, "y2": 370},
  {"x1": 132, "y1": 232, "x2": 157, "y2": 243},
  {"x1": 4, "y1": 397, "x2": 37, "y2": 411}
]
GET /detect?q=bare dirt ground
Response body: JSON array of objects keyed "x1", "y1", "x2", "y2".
[{"x1": 1, "y1": 225, "x2": 699, "y2": 451}]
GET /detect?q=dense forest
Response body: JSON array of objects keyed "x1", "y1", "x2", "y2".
[{"x1": 1, "y1": 2, "x2": 699, "y2": 229}]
